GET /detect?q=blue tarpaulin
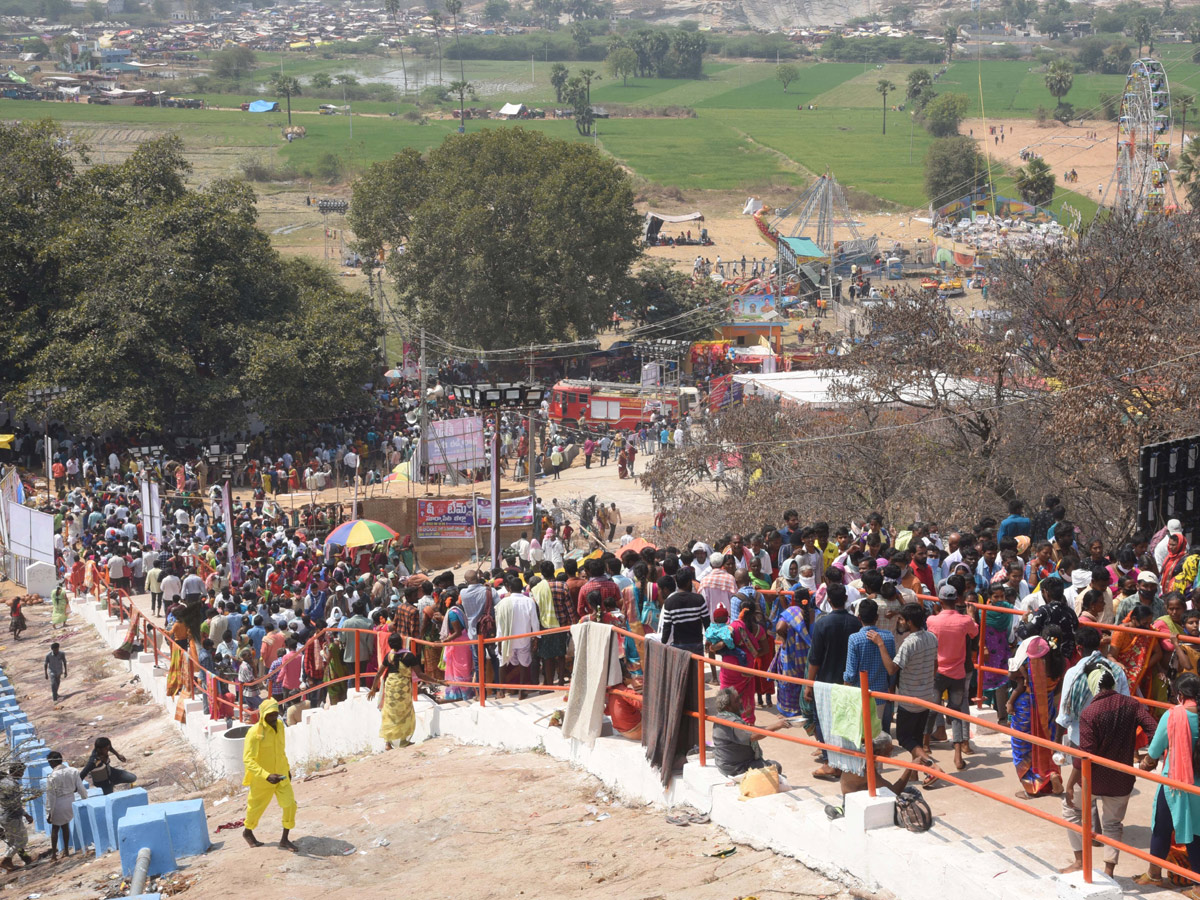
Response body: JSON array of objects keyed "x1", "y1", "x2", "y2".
[{"x1": 247, "y1": 100, "x2": 279, "y2": 112}]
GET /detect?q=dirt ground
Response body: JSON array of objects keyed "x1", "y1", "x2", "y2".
[
  {"x1": 637, "y1": 188, "x2": 933, "y2": 278},
  {"x1": 247, "y1": 442, "x2": 662, "y2": 540},
  {"x1": 0, "y1": 597, "x2": 218, "y2": 798},
  {"x1": 3, "y1": 700, "x2": 856, "y2": 900},
  {"x1": 964, "y1": 115, "x2": 1191, "y2": 209}
]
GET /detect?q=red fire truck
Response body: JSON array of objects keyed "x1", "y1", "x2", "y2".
[{"x1": 548, "y1": 379, "x2": 701, "y2": 432}]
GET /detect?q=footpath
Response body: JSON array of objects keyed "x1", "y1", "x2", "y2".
[{"x1": 69, "y1": 586, "x2": 1188, "y2": 900}]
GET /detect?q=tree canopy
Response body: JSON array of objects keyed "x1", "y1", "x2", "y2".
[
  {"x1": 0, "y1": 121, "x2": 380, "y2": 434},
  {"x1": 349, "y1": 128, "x2": 642, "y2": 350},
  {"x1": 924, "y1": 135, "x2": 991, "y2": 208},
  {"x1": 776, "y1": 63, "x2": 799, "y2": 92},
  {"x1": 1014, "y1": 157, "x2": 1055, "y2": 207},
  {"x1": 921, "y1": 92, "x2": 969, "y2": 136}
]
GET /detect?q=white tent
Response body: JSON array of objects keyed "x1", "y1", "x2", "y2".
[{"x1": 498, "y1": 102, "x2": 525, "y2": 118}]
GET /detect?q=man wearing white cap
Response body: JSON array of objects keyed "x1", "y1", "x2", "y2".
[
  {"x1": 1154, "y1": 519, "x2": 1184, "y2": 571},
  {"x1": 1115, "y1": 571, "x2": 1164, "y2": 623}
]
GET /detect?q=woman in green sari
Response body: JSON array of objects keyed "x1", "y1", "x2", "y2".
[
  {"x1": 322, "y1": 628, "x2": 349, "y2": 706},
  {"x1": 50, "y1": 583, "x2": 69, "y2": 629}
]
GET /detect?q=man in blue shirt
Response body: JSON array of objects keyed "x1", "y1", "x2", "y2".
[
  {"x1": 975, "y1": 539, "x2": 1004, "y2": 595},
  {"x1": 247, "y1": 616, "x2": 266, "y2": 658},
  {"x1": 997, "y1": 499, "x2": 1032, "y2": 542},
  {"x1": 844, "y1": 598, "x2": 896, "y2": 701}
]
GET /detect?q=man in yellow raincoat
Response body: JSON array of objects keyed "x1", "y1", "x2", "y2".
[{"x1": 241, "y1": 698, "x2": 298, "y2": 852}]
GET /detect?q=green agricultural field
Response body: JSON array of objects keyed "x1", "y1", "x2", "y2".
[
  {"x1": 811, "y1": 63, "x2": 928, "y2": 108},
  {"x1": 695, "y1": 62, "x2": 864, "y2": 109},
  {"x1": 732, "y1": 107, "x2": 932, "y2": 207},
  {"x1": 590, "y1": 75, "x2": 705, "y2": 105},
  {"x1": 0, "y1": 54, "x2": 1120, "y2": 217},
  {"x1": 595, "y1": 115, "x2": 802, "y2": 190}
]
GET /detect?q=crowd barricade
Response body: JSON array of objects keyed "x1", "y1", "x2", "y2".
[
  {"x1": 79, "y1": 584, "x2": 1200, "y2": 887},
  {"x1": 971, "y1": 599, "x2": 1200, "y2": 711}
]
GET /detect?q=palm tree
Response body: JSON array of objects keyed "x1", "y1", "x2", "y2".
[
  {"x1": 1130, "y1": 15, "x2": 1151, "y2": 57},
  {"x1": 1177, "y1": 137, "x2": 1200, "y2": 208},
  {"x1": 1044, "y1": 59, "x2": 1074, "y2": 112},
  {"x1": 877, "y1": 79, "x2": 896, "y2": 135},
  {"x1": 269, "y1": 73, "x2": 301, "y2": 126},
  {"x1": 1178, "y1": 91, "x2": 1195, "y2": 154},
  {"x1": 450, "y1": 79, "x2": 474, "y2": 130},
  {"x1": 427, "y1": 1, "x2": 443, "y2": 86},
  {"x1": 943, "y1": 25, "x2": 958, "y2": 61},
  {"x1": 446, "y1": 0, "x2": 466, "y2": 85},
  {"x1": 384, "y1": 0, "x2": 408, "y2": 95}
]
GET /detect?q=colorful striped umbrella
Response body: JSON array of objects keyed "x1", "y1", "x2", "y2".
[
  {"x1": 383, "y1": 460, "x2": 412, "y2": 482},
  {"x1": 324, "y1": 519, "x2": 399, "y2": 548}
]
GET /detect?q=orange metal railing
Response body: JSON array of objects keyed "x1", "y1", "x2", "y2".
[{"x1": 77, "y1": 582, "x2": 1200, "y2": 886}]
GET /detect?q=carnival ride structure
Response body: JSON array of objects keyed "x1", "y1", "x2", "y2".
[
  {"x1": 748, "y1": 172, "x2": 879, "y2": 302},
  {"x1": 1099, "y1": 57, "x2": 1178, "y2": 218}
]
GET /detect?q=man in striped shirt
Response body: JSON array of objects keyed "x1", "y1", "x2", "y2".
[
  {"x1": 660, "y1": 571, "x2": 709, "y2": 655},
  {"x1": 699, "y1": 554, "x2": 737, "y2": 618}
]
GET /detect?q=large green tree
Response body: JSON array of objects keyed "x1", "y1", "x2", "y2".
[
  {"x1": 0, "y1": 122, "x2": 379, "y2": 432},
  {"x1": 607, "y1": 46, "x2": 637, "y2": 86},
  {"x1": 211, "y1": 45, "x2": 256, "y2": 80},
  {"x1": 906, "y1": 67, "x2": 932, "y2": 104},
  {"x1": 349, "y1": 128, "x2": 642, "y2": 350},
  {"x1": 776, "y1": 63, "x2": 799, "y2": 92},
  {"x1": 921, "y1": 92, "x2": 969, "y2": 136},
  {"x1": 924, "y1": 135, "x2": 991, "y2": 207}
]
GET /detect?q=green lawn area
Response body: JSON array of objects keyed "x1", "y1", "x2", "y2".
[
  {"x1": 278, "y1": 115, "x2": 458, "y2": 172},
  {"x1": 939, "y1": 60, "x2": 1127, "y2": 118}
]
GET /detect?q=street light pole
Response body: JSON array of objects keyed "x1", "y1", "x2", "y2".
[
  {"x1": 26, "y1": 386, "x2": 66, "y2": 495},
  {"x1": 527, "y1": 345, "x2": 537, "y2": 514},
  {"x1": 490, "y1": 426, "x2": 500, "y2": 566}
]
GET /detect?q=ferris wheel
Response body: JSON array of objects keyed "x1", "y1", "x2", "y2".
[{"x1": 1104, "y1": 58, "x2": 1177, "y2": 217}]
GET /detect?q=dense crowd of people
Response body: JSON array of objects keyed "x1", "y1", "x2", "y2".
[{"x1": 11, "y1": 378, "x2": 1200, "y2": 885}]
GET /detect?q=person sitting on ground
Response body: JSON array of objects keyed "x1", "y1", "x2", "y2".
[{"x1": 711, "y1": 686, "x2": 790, "y2": 778}]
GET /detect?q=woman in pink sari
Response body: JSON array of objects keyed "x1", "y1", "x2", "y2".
[
  {"x1": 441, "y1": 593, "x2": 475, "y2": 702},
  {"x1": 707, "y1": 605, "x2": 760, "y2": 725}
]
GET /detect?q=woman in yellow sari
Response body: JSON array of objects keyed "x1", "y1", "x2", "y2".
[{"x1": 369, "y1": 634, "x2": 421, "y2": 749}]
